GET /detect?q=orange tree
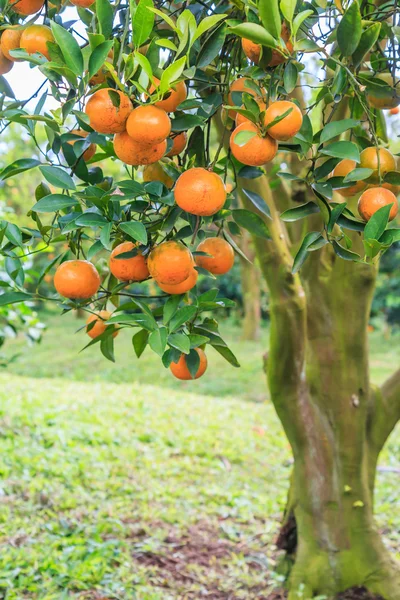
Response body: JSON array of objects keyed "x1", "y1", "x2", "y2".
[{"x1": 1, "y1": 0, "x2": 400, "y2": 596}]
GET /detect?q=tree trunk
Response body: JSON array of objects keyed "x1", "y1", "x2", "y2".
[
  {"x1": 238, "y1": 231, "x2": 261, "y2": 341},
  {"x1": 236, "y1": 174, "x2": 400, "y2": 599}
]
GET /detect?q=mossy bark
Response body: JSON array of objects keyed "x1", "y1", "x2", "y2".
[
  {"x1": 238, "y1": 232, "x2": 261, "y2": 341},
  {"x1": 236, "y1": 174, "x2": 400, "y2": 599}
]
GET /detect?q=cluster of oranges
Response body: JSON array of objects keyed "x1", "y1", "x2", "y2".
[
  {"x1": 84, "y1": 80, "x2": 187, "y2": 167},
  {"x1": 331, "y1": 147, "x2": 399, "y2": 222},
  {"x1": 241, "y1": 24, "x2": 293, "y2": 69},
  {"x1": 53, "y1": 235, "x2": 235, "y2": 380},
  {"x1": 0, "y1": 24, "x2": 54, "y2": 74},
  {"x1": 226, "y1": 78, "x2": 303, "y2": 167}
]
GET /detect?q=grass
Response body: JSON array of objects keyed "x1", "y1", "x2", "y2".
[{"x1": 0, "y1": 311, "x2": 399, "y2": 599}]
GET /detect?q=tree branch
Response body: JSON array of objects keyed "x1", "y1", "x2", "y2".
[{"x1": 369, "y1": 369, "x2": 400, "y2": 462}]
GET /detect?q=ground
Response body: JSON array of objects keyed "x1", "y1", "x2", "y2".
[{"x1": 0, "y1": 313, "x2": 399, "y2": 599}]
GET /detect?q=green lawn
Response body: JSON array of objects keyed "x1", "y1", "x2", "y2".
[{"x1": 0, "y1": 312, "x2": 399, "y2": 599}]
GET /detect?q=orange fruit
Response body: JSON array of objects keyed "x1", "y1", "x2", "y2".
[
  {"x1": 148, "y1": 241, "x2": 193, "y2": 285},
  {"x1": 68, "y1": 130, "x2": 96, "y2": 162},
  {"x1": 20, "y1": 25, "x2": 54, "y2": 61},
  {"x1": 366, "y1": 73, "x2": 400, "y2": 110},
  {"x1": 149, "y1": 77, "x2": 187, "y2": 113},
  {"x1": 85, "y1": 88, "x2": 133, "y2": 134},
  {"x1": 381, "y1": 182, "x2": 400, "y2": 195},
  {"x1": 170, "y1": 348, "x2": 208, "y2": 380},
  {"x1": 389, "y1": 107, "x2": 399, "y2": 115},
  {"x1": 86, "y1": 310, "x2": 119, "y2": 339},
  {"x1": 143, "y1": 162, "x2": 174, "y2": 188},
  {"x1": 157, "y1": 268, "x2": 198, "y2": 294},
  {"x1": 167, "y1": 132, "x2": 187, "y2": 157},
  {"x1": 264, "y1": 100, "x2": 303, "y2": 141},
  {"x1": 0, "y1": 47, "x2": 13, "y2": 75},
  {"x1": 174, "y1": 167, "x2": 227, "y2": 216},
  {"x1": 54, "y1": 260, "x2": 101, "y2": 299},
  {"x1": 242, "y1": 38, "x2": 261, "y2": 64},
  {"x1": 0, "y1": 29, "x2": 23, "y2": 62},
  {"x1": 358, "y1": 187, "x2": 398, "y2": 222},
  {"x1": 230, "y1": 122, "x2": 278, "y2": 167},
  {"x1": 195, "y1": 237, "x2": 234, "y2": 275},
  {"x1": 71, "y1": 0, "x2": 94, "y2": 6},
  {"x1": 109, "y1": 241, "x2": 149, "y2": 282},
  {"x1": 114, "y1": 131, "x2": 166, "y2": 166},
  {"x1": 359, "y1": 147, "x2": 396, "y2": 182},
  {"x1": 11, "y1": 0, "x2": 44, "y2": 15},
  {"x1": 331, "y1": 159, "x2": 367, "y2": 197},
  {"x1": 269, "y1": 23, "x2": 293, "y2": 67},
  {"x1": 228, "y1": 78, "x2": 261, "y2": 118},
  {"x1": 126, "y1": 105, "x2": 171, "y2": 145}
]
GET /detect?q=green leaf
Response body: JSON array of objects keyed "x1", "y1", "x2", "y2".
[
  {"x1": 283, "y1": 61, "x2": 298, "y2": 93},
  {"x1": 242, "y1": 188, "x2": 271, "y2": 218},
  {"x1": 75, "y1": 212, "x2": 108, "y2": 227},
  {"x1": 0, "y1": 292, "x2": 32, "y2": 306},
  {"x1": 228, "y1": 23, "x2": 277, "y2": 48},
  {"x1": 232, "y1": 209, "x2": 270, "y2": 239},
  {"x1": 281, "y1": 201, "x2": 320, "y2": 222},
  {"x1": 364, "y1": 204, "x2": 392, "y2": 242},
  {"x1": 320, "y1": 141, "x2": 360, "y2": 162},
  {"x1": 132, "y1": 329, "x2": 149, "y2": 357},
  {"x1": 168, "y1": 333, "x2": 190, "y2": 354},
  {"x1": 258, "y1": 0, "x2": 281, "y2": 39},
  {"x1": 133, "y1": 0, "x2": 155, "y2": 48},
  {"x1": 0, "y1": 159, "x2": 41, "y2": 181},
  {"x1": 332, "y1": 240, "x2": 360, "y2": 262},
  {"x1": 169, "y1": 305, "x2": 197, "y2": 333},
  {"x1": 159, "y1": 56, "x2": 186, "y2": 94},
  {"x1": 188, "y1": 334, "x2": 209, "y2": 348},
  {"x1": 211, "y1": 344, "x2": 240, "y2": 367},
  {"x1": 96, "y1": 0, "x2": 114, "y2": 39},
  {"x1": 88, "y1": 40, "x2": 113, "y2": 78},
  {"x1": 100, "y1": 334, "x2": 115, "y2": 362},
  {"x1": 192, "y1": 14, "x2": 227, "y2": 43},
  {"x1": 149, "y1": 326, "x2": 168, "y2": 357},
  {"x1": 197, "y1": 23, "x2": 227, "y2": 68},
  {"x1": 292, "y1": 231, "x2": 322, "y2": 273},
  {"x1": 379, "y1": 228, "x2": 400, "y2": 245},
  {"x1": 352, "y1": 22, "x2": 381, "y2": 68},
  {"x1": 343, "y1": 168, "x2": 374, "y2": 182},
  {"x1": 5, "y1": 223, "x2": 22, "y2": 248},
  {"x1": 107, "y1": 313, "x2": 156, "y2": 331},
  {"x1": 231, "y1": 129, "x2": 256, "y2": 147},
  {"x1": 280, "y1": 0, "x2": 296, "y2": 25},
  {"x1": 119, "y1": 222, "x2": 148, "y2": 245},
  {"x1": 0, "y1": 75, "x2": 15, "y2": 98},
  {"x1": 292, "y1": 10, "x2": 313, "y2": 38},
  {"x1": 185, "y1": 349, "x2": 201, "y2": 378},
  {"x1": 320, "y1": 119, "x2": 360, "y2": 144},
  {"x1": 50, "y1": 22, "x2": 84, "y2": 76},
  {"x1": 163, "y1": 294, "x2": 183, "y2": 325},
  {"x1": 384, "y1": 171, "x2": 400, "y2": 186},
  {"x1": 148, "y1": 7, "x2": 177, "y2": 32},
  {"x1": 327, "y1": 202, "x2": 347, "y2": 234},
  {"x1": 39, "y1": 166, "x2": 76, "y2": 191},
  {"x1": 337, "y1": 0, "x2": 362, "y2": 56},
  {"x1": 32, "y1": 194, "x2": 79, "y2": 213}
]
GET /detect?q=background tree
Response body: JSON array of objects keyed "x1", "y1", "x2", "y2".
[{"x1": 0, "y1": 0, "x2": 400, "y2": 598}]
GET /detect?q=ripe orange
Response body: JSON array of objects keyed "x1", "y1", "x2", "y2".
[
  {"x1": 20, "y1": 25, "x2": 54, "y2": 61},
  {"x1": 0, "y1": 29, "x2": 23, "y2": 62},
  {"x1": 331, "y1": 159, "x2": 367, "y2": 197},
  {"x1": 366, "y1": 73, "x2": 400, "y2": 110},
  {"x1": 242, "y1": 38, "x2": 261, "y2": 64},
  {"x1": 114, "y1": 131, "x2": 166, "y2": 166},
  {"x1": 174, "y1": 167, "x2": 227, "y2": 216},
  {"x1": 170, "y1": 348, "x2": 208, "y2": 380},
  {"x1": 126, "y1": 105, "x2": 171, "y2": 145},
  {"x1": 143, "y1": 162, "x2": 174, "y2": 188},
  {"x1": 109, "y1": 241, "x2": 149, "y2": 282},
  {"x1": 11, "y1": 0, "x2": 44, "y2": 15},
  {"x1": 264, "y1": 100, "x2": 303, "y2": 141},
  {"x1": 359, "y1": 147, "x2": 396, "y2": 182},
  {"x1": 68, "y1": 130, "x2": 96, "y2": 162},
  {"x1": 269, "y1": 23, "x2": 293, "y2": 67},
  {"x1": 86, "y1": 310, "x2": 119, "y2": 339},
  {"x1": 148, "y1": 240, "x2": 193, "y2": 285},
  {"x1": 85, "y1": 88, "x2": 133, "y2": 134},
  {"x1": 230, "y1": 122, "x2": 278, "y2": 167},
  {"x1": 389, "y1": 107, "x2": 399, "y2": 115},
  {"x1": 167, "y1": 132, "x2": 187, "y2": 157},
  {"x1": 0, "y1": 47, "x2": 13, "y2": 75},
  {"x1": 157, "y1": 268, "x2": 198, "y2": 294},
  {"x1": 381, "y1": 182, "x2": 400, "y2": 195},
  {"x1": 71, "y1": 0, "x2": 94, "y2": 6},
  {"x1": 150, "y1": 77, "x2": 187, "y2": 113},
  {"x1": 54, "y1": 260, "x2": 101, "y2": 299},
  {"x1": 195, "y1": 237, "x2": 234, "y2": 275},
  {"x1": 358, "y1": 187, "x2": 398, "y2": 222}
]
